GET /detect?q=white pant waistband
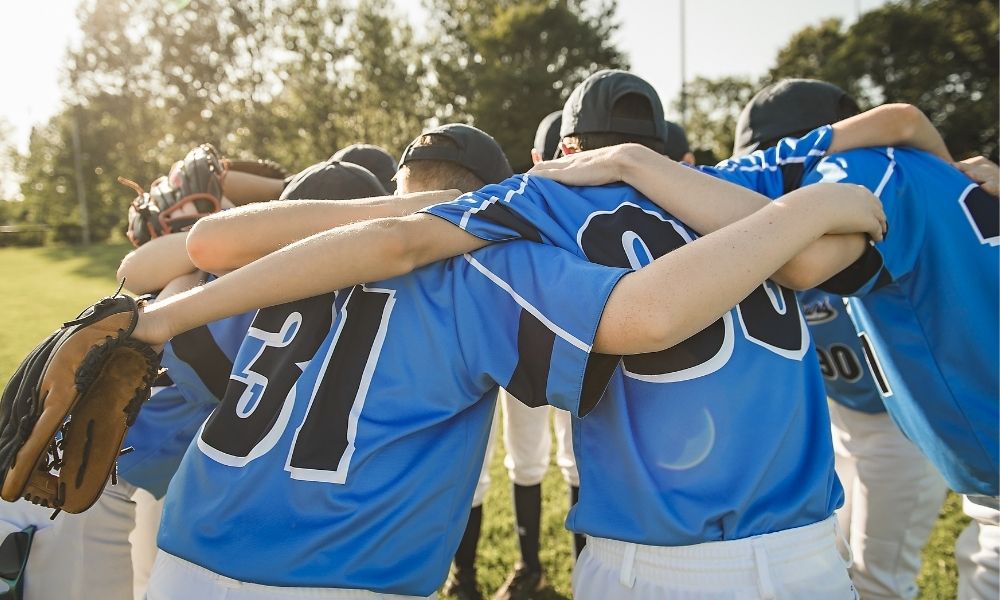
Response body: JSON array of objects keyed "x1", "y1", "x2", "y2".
[{"x1": 584, "y1": 516, "x2": 844, "y2": 597}]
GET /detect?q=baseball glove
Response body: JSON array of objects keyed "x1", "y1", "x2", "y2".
[
  {"x1": 0, "y1": 290, "x2": 160, "y2": 517},
  {"x1": 123, "y1": 145, "x2": 289, "y2": 247}
]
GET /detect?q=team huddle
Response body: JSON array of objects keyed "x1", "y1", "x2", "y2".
[{"x1": 0, "y1": 70, "x2": 996, "y2": 600}]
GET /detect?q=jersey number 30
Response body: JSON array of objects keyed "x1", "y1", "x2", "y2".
[
  {"x1": 198, "y1": 286, "x2": 395, "y2": 484},
  {"x1": 579, "y1": 203, "x2": 809, "y2": 382}
]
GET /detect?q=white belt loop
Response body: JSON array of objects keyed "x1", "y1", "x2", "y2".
[
  {"x1": 618, "y1": 542, "x2": 637, "y2": 588},
  {"x1": 833, "y1": 516, "x2": 854, "y2": 568},
  {"x1": 750, "y1": 538, "x2": 776, "y2": 600}
]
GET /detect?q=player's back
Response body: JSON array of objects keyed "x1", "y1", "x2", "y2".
[
  {"x1": 156, "y1": 241, "x2": 624, "y2": 594},
  {"x1": 802, "y1": 147, "x2": 999, "y2": 495},
  {"x1": 799, "y1": 290, "x2": 883, "y2": 414},
  {"x1": 426, "y1": 175, "x2": 841, "y2": 546}
]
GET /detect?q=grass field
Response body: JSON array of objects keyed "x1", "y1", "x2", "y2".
[{"x1": 0, "y1": 243, "x2": 966, "y2": 599}]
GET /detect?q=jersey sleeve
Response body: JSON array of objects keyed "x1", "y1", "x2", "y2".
[
  {"x1": 453, "y1": 241, "x2": 629, "y2": 417},
  {"x1": 422, "y1": 174, "x2": 571, "y2": 244},
  {"x1": 801, "y1": 147, "x2": 917, "y2": 294},
  {"x1": 703, "y1": 125, "x2": 834, "y2": 197}
]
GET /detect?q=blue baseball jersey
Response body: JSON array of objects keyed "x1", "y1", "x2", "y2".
[
  {"x1": 158, "y1": 242, "x2": 626, "y2": 594},
  {"x1": 710, "y1": 131, "x2": 999, "y2": 495},
  {"x1": 118, "y1": 297, "x2": 256, "y2": 498},
  {"x1": 425, "y1": 176, "x2": 841, "y2": 546},
  {"x1": 798, "y1": 290, "x2": 884, "y2": 414}
]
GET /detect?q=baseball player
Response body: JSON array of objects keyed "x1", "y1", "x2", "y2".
[
  {"x1": 128, "y1": 120, "x2": 887, "y2": 599},
  {"x1": 484, "y1": 110, "x2": 583, "y2": 600},
  {"x1": 331, "y1": 143, "x2": 399, "y2": 193},
  {"x1": 662, "y1": 120, "x2": 695, "y2": 164},
  {"x1": 531, "y1": 76, "x2": 997, "y2": 599},
  {"x1": 729, "y1": 79, "x2": 948, "y2": 600},
  {"x1": 0, "y1": 154, "x2": 387, "y2": 600}
]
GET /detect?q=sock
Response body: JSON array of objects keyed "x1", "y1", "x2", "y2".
[
  {"x1": 570, "y1": 484, "x2": 586, "y2": 558},
  {"x1": 513, "y1": 483, "x2": 542, "y2": 571},
  {"x1": 453, "y1": 505, "x2": 483, "y2": 574}
]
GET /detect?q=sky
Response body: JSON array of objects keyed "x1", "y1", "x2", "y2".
[{"x1": 0, "y1": 0, "x2": 890, "y2": 156}]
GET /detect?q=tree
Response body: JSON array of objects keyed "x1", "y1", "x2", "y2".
[
  {"x1": 769, "y1": 0, "x2": 998, "y2": 160},
  {"x1": 425, "y1": 0, "x2": 627, "y2": 172},
  {"x1": 675, "y1": 76, "x2": 759, "y2": 165}
]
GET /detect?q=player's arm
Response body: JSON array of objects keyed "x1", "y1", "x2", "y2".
[
  {"x1": 221, "y1": 169, "x2": 285, "y2": 205},
  {"x1": 530, "y1": 144, "x2": 870, "y2": 289},
  {"x1": 594, "y1": 183, "x2": 885, "y2": 354},
  {"x1": 826, "y1": 103, "x2": 952, "y2": 160},
  {"x1": 186, "y1": 189, "x2": 461, "y2": 273},
  {"x1": 117, "y1": 232, "x2": 198, "y2": 294},
  {"x1": 133, "y1": 213, "x2": 487, "y2": 346}
]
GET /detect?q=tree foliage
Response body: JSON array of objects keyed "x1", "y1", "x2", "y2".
[
  {"x1": 681, "y1": 0, "x2": 997, "y2": 163},
  {"x1": 425, "y1": 0, "x2": 627, "y2": 172}
]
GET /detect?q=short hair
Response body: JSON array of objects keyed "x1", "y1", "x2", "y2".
[
  {"x1": 561, "y1": 93, "x2": 666, "y2": 154},
  {"x1": 395, "y1": 134, "x2": 486, "y2": 193}
]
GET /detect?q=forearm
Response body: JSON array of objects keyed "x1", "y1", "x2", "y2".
[
  {"x1": 117, "y1": 233, "x2": 197, "y2": 294},
  {"x1": 595, "y1": 188, "x2": 841, "y2": 355},
  {"x1": 771, "y1": 233, "x2": 868, "y2": 290},
  {"x1": 615, "y1": 146, "x2": 864, "y2": 288},
  {"x1": 829, "y1": 103, "x2": 952, "y2": 161},
  {"x1": 187, "y1": 190, "x2": 460, "y2": 273},
  {"x1": 618, "y1": 144, "x2": 771, "y2": 231},
  {"x1": 138, "y1": 213, "x2": 487, "y2": 345},
  {"x1": 221, "y1": 170, "x2": 286, "y2": 205}
]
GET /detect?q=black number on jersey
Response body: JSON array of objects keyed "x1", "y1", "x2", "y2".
[
  {"x1": 960, "y1": 185, "x2": 999, "y2": 246},
  {"x1": 198, "y1": 286, "x2": 395, "y2": 483},
  {"x1": 815, "y1": 343, "x2": 864, "y2": 383},
  {"x1": 577, "y1": 202, "x2": 806, "y2": 382}
]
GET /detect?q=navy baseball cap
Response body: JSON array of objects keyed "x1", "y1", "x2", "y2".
[
  {"x1": 733, "y1": 79, "x2": 861, "y2": 157},
  {"x1": 279, "y1": 160, "x2": 387, "y2": 201},
  {"x1": 330, "y1": 144, "x2": 398, "y2": 193},
  {"x1": 663, "y1": 120, "x2": 691, "y2": 162},
  {"x1": 399, "y1": 123, "x2": 513, "y2": 185},
  {"x1": 533, "y1": 111, "x2": 563, "y2": 161},
  {"x1": 560, "y1": 70, "x2": 667, "y2": 141}
]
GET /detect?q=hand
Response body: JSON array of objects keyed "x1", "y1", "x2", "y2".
[
  {"x1": 788, "y1": 183, "x2": 887, "y2": 242},
  {"x1": 527, "y1": 143, "x2": 644, "y2": 186},
  {"x1": 131, "y1": 305, "x2": 170, "y2": 350},
  {"x1": 955, "y1": 156, "x2": 999, "y2": 195}
]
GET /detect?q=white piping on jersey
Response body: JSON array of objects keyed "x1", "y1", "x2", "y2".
[
  {"x1": 457, "y1": 174, "x2": 531, "y2": 231},
  {"x1": 717, "y1": 127, "x2": 830, "y2": 173},
  {"x1": 462, "y1": 253, "x2": 592, "y2": 353},
  {"x1": 873, "y1": 147, "x2": 896, "y2": 198}
]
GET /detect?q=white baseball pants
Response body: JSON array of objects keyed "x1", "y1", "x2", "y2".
[
  {"x1": 829, "y1": 402, "x2": 947, "y2": 599},
  {"x1": 0, "y1": 479, "x2": 162, "y2": 600},
  {"x1": 572, "y1": 516, "x2": 856, "y2": 599},
  {"x1": 499, "y1": 390, "x2": 577, "y2": 487}
]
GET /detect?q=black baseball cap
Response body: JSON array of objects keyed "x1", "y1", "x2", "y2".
[
  {"x1": 560, "y1": 70, "x2": 667, "y2": 141},
  {"x1": 533, "y1": 111, "x2": 563, "y2": 161},
  {"x1": 733, "y1": 78, "x2": 861, "y2": 157},
  {"x1": 399, "y1": 123, "x2": 513, "y2": 185},
  {"x1": 663, "y1": 120, "x2": 691, "y2": 162},
  {"x1": 279, "y1": 160, "x2": 387, "y2": 201},
  {"x1": 330, "y1": 144, "x2": 398, "y2": 193}
]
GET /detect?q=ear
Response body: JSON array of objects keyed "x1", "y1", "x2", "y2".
[
  {"x1": 560, "y1": 142, "x2": 576, "y2": 156},
  {"x1": 530, "y1": 148, "x2": 543, "y2": 165}
]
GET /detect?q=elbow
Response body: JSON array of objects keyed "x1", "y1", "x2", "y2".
[
  {"x1": 884, "y1": 103, "x2": 925, "y2": 141},
  {"x1": 186, "y1": 218, "x2": 227, "y2": 274},
  {"x1": 771, "y1": 260, "x2": 824, "y2": 291},
  {"x1": 117, "y1": 252, "x2": 137, "y2": 290},
  {"x1": 374, "y1": 217, "x2": 423, "y2": 276}
]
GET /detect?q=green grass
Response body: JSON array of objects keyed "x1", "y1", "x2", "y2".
[{"x1": 0, "y1": 243, "x2": 966, "y2": 599}]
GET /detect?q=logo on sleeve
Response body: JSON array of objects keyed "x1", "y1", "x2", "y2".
[{"x1": 817, "y1": 158, "x2": 849, "y2": 183}]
